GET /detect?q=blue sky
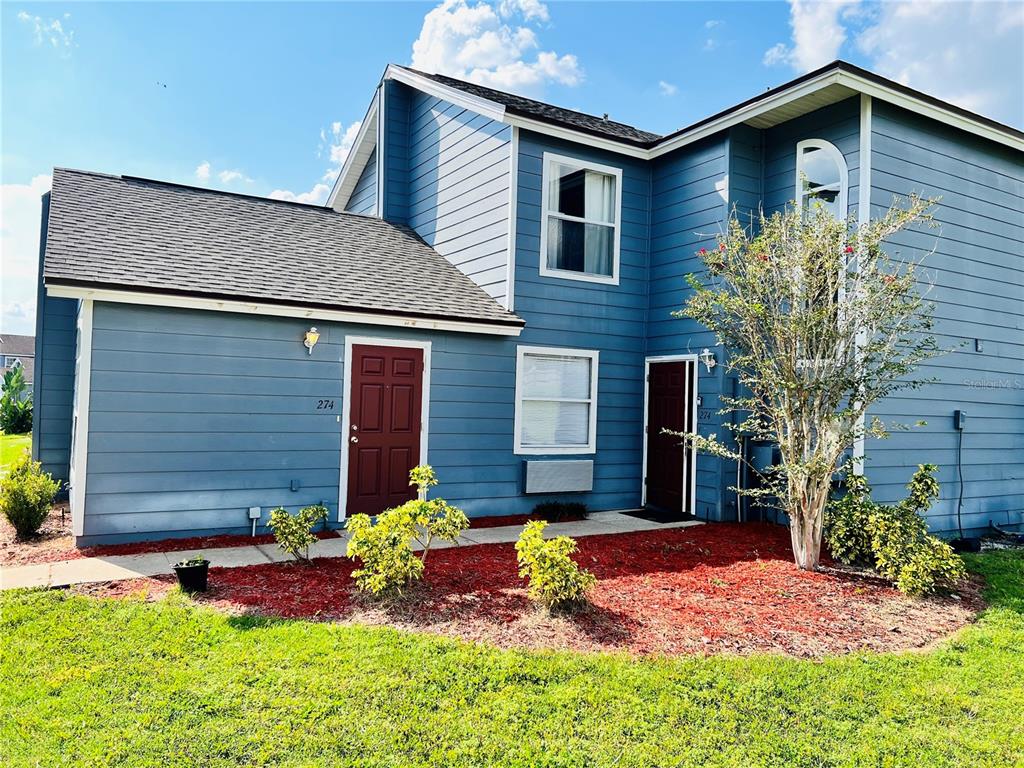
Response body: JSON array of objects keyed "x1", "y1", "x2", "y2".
[{"x1": 3, "y1": 1, "x2": 1022, "y2": 334}]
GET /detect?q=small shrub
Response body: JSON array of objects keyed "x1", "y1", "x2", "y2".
[
  {"x1": 346, "y1": 466, "x2": 469, "y2": 596},
  {"x1": 0, "y1": 366, "x2": 32, "y2": 434},
  {"x1": 0, "y1": 452, "x2": 59, "y2": 539},
  {"x1": 268, "y1": 504, "x2": 328, "y2": 561},
  {"x1": 531, "y1": 501, "x2": 588, "y2": 523},
  {"x1": 825, "y1": 464, "x2": 965, "y2": 596},
  {"x1": 515, "y1": 520, "x2": 596, "y2": 610}
]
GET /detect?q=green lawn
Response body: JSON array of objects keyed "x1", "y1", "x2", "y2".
[
  {"x1": 0, "y1": 432, "x2": 31, "y2": 475},
  {"x1": 1, "y1": 553, "x2": 1021, "y2": 767}
]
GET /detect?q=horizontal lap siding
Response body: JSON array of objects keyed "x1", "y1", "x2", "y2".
[
  {"x1": 81, "y1": 302, "x2": 531, "y2": 543},
  {"x1": 344, "y1": 147, "x2": 377, "y2": 216},
  {"x1": 864, "y1": 102, "x2": 1024, "y2": 535},
  {"x1": 513, "y1": 131, "x2": 652, "y2": 514},
  {"x1": 649, "y1": 135, "x2": 731, "y2": 519},
  {"x1": 32, "y1": 194, "x2": 76, "y2": 485},
  {"x1": 406, "y1": 91, "x2": 511, "y2": 305}
]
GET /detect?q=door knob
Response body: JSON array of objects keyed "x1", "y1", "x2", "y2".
[{"x1": 350, "y1": 436, "x2": 359, "y2": 443}]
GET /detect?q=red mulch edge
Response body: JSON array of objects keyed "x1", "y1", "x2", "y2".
[
  {"x1": 469, "y1": 512, "x2": 587, "y2": 529},
  {"x1": 72, "y1": 523, "x2": 984, "y2": 659}
]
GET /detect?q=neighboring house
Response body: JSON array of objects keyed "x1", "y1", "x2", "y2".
[
  {"x1": 33, "y1": 60, "x2": 1023, "y2": 545},
  {"x1": 0, "y1": 334, "x2": 35, "y2": 387}
]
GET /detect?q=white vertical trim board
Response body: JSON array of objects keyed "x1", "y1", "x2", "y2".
[
  {"x1": 69, "y1": 298, "x2": 94, "y2": 537},
  {"x1": 504, "y1": 126, "x2": 519, "y2": 311},
  {"x1": 375, "y1": 87, "x2": 385, "y2": 218},
  {"x1": 513, "y1": 345, "x2": 600, "y2": 455},
  {"x1": 853, "y1": 94, "x2": 872, "y2": 467},
  {"x1": 641, "y1": 354, "x2": 699, "y2": 513},
  {"x1": 337, "y1": 335, "x2": 432, "y2": 521},
  {"x1": 538, "y1": 151, "x2": 623, "y2": 286}
]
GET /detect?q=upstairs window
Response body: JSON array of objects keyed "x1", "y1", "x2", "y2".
[
  {"x1": 540, "y1": 153, "x2": 622, "y2": 284},
  {"x1": 515, "y1": 346, "x2": 599, "y2": 454},
  {"x1": 795, "y1": 139, "x2": 848, "y2": 219}
]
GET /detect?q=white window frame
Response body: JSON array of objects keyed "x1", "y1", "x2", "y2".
[
  {"x1": 514, "y1": 345, "x2": 599, "y2": 455},
  {"x1": 794, "y1": 139, "x2": 848, "y2": 217},
  {"x1": 538, "y1": 152, "x2": 623, "y2": 286}
]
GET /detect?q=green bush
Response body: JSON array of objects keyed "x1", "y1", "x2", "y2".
[
  {"x1": 0, "y1": 366, "x2": 32, "y2": 434},
  {"x1": 825, "y1": 464, "x2": 966, "y2": 596},
  {"x1": 0, "y1": 452, "x2": 59, "y2": 539},
  {"x1": 346, "y1": 466, "x2": 469, "y2": 596},
  {"x1": 268, "y1": 504, "x2": 328, "y2": 561},
  {"x1": 515, "y1": 520, "x2": 596, "y2": 610},
  {"x1": 531, "y1": 501, "x2": 588, "y2": 522}
]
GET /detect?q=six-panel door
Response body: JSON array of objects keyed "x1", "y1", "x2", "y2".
[{"x1": 346, "y1": 344, "x2": 424, "y2": 515}]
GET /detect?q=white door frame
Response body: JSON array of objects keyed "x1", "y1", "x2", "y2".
[
  {"x1": 641, "y1": 354, "x2": 699, "y2": 512},
  {"x1": 338, "y1": 336, "x2": 432, "y2": 522}
]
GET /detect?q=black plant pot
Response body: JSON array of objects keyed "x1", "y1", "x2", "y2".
[
  {"x1": 949, "y1": 537, "x2": 982, "y2": 554},
  {"x1": 173, "y1": 560, "x2": 210, "y2": 593}
]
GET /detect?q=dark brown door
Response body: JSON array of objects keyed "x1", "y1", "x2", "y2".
[
  {"x1": 645, "y1": 360, "x2": 696, "y2": 513},
  {"x1": 346, "y1": 344, "x2": 424, "y2": 516}
]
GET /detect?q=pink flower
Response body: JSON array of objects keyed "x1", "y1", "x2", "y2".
[
  {"x1": 844, "y1": 245, "x2": 855, "y2": 254},
  {"x1": 755, "y1": 252, "x2": 769, "y2": 262},
  {"x1": 883, "y1": 274, "x2": 896, "y2": 285},
  {"x1": 698, "y1": 248, "x2": 708, "y2": 256},
  {"x1": 719, "y1": 243, "x2": 726, "y2": 251}
]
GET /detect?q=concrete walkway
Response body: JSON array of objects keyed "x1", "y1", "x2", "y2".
[{"x1": 1, "y1": 512, "x2": 703, "y2": 591}]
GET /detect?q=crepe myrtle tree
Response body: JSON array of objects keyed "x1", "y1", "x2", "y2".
[{"x1": 674, "y1": 195, "x2": 941, "y2": 570}]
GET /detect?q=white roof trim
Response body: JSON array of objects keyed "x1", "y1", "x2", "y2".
[
  {"x1": 384, "y1": 64, "x2": 507, "y2": 123},
  {"x1": 503, "y1": 113, "x2": 649, "y2": 159},
  {"x1": 328, "y1": 92, "x2": 380, "y2": 211},
  {"x1": 46, "y1": 285, "x2": 524, "y2": 337}
]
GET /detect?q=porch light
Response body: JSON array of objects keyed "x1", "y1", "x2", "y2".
[
  {"x1": 699, "y1": 347, "x2": 717, "y2": 372},
  {"x1": 303, "y1": 327, "x2": 320, "y2": 355}
]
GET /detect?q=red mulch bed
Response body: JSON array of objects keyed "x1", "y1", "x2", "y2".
[
  {"x1": 1, "y1": 508, "x2": 338, "y2": 566},
  {"x1": 73, "y1": 523, "x2": 983, "y2": 658}
]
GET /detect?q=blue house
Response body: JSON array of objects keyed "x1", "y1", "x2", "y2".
[{"x1": 33, "y1": 61, "x2": 1023, "y2": 545}]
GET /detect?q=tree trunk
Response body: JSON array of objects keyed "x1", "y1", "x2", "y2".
[{"x1": 789, "y1": 503, "x2": 824, "y2": 571}]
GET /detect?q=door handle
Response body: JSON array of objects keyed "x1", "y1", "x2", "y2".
[{"x1": 350, "y1": 436, "x2": 359, "y2": 443}]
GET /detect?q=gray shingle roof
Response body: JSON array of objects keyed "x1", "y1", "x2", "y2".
[
  {"x1": 43, "y1": 169, "x2": 523, "y2": 329},
  {"x1": 403, "y1": 67, "x2": 663, "y2": 147}
]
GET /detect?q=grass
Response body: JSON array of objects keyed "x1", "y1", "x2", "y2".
[
  {"x1": 0, "y1": 432, "x2": 31, "y2": 475},
  {"x1": 1, "y1": 553, "x2": 1021, "y2": 767}
]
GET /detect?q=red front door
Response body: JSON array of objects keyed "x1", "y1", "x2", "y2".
[
  {"x1": 645, "y1": 360, "x2": 696, "y2": 513},
  {"x1": 346, "y1": 344, "x2": 424, "y2": 516}
]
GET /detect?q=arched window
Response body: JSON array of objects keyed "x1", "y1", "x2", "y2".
[{"x1": 795, "y1": 139, "x2": 848, "y2": 219}]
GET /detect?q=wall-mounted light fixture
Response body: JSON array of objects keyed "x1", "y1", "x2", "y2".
[
  {"x1": 303, "y1": 327, "x2": 320, "y2": 355},
  {"x1": 699, "y1": 347, "x2": 717, "y2": 372}
]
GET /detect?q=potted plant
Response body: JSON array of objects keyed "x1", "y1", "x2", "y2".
[{"x1": 172, "y1": 555, "x2": 209, "y2": 593}]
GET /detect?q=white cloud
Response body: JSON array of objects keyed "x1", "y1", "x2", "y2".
[
  {"x1": 764, "y1": 0, "x2": 1023, "y2": 127},
  {"x1": 218, "y1": 169, "x2": 252, "y2": 184},
  {"x1": 705, "y1": 19, "x2": 722, "y2": 29},
  {"x1": 17, "y1": 10, "x2": 75, "y2": 54},
  {"x1": 1, "y1": 175, "x2": 51, "y2": 335},
  {"x1": 269, "y1": 120, "x2": 362, "y2": 205},
  {"x1": 763, "y1": 0, "x2": 858, "y2": 72},
  {"x1": 194, "y1": 161, "x2": 211, "y2": 181},
  {"x1": 658, "y1": 80, "x2": 678, "y2": 97},
  {"x1": 856, "y1": 0, "x2": 1024, "y2": 126},
  {"x1": 411, "y1": 0, "x2": 581, "y2": 95}
]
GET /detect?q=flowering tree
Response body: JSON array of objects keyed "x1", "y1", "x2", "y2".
[{"x1": 676, "y1": 196, "x2": 941, "y2": 570}]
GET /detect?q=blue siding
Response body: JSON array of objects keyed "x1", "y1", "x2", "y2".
[
  {"x1": 405, "y1": 91, "x2": 512, "y2": 305},
  {"x1": 31, "y1": 193, "x2": 76, "y2": 486},
  {"x1": 863, "y1": 101, "x2": 1024, "y2": 535},
  {"x1": 728, "y1": 124, "x2": 764, "y2": 229},
  {"x1": 649, "y1": 135, "x2": 732, "y2": 519},
  {"x1": 382, "y1": 80, "x2": 410, "y2": 222},
  {"x1": 512, "y1": 130, "x2": 652, "y2": 514},
  {"x1": 344, "y1": 147, "x2": 377, "y2": 216}
]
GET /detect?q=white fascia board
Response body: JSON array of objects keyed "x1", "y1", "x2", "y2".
[
  {"x1": 46, "y1": 285, "x2": 524, "y2": 337},
  {"x1": 837, "y1": 71, "x2": 1024, "y2": 153},
  {"x1": 327, "y1": 92, "x2": 380, "y2": 211},
  {"x1": 384, "y1": 64, "x2": 506, "y2": 123},
  {"x1": 503, "y1": 114, "x2": 651, "y2": 159}
]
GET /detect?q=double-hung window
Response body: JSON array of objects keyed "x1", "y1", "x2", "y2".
[
  {"x1": 514, "y1": 346, "x2": 599, "y2": 454},
  {"x1": 540, "y1": 153, "x2": 622, "y2": 284}
]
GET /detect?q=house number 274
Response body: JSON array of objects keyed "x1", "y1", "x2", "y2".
[{"x1": 316, "y1": 399, "x2": 335, "y2": 410}]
